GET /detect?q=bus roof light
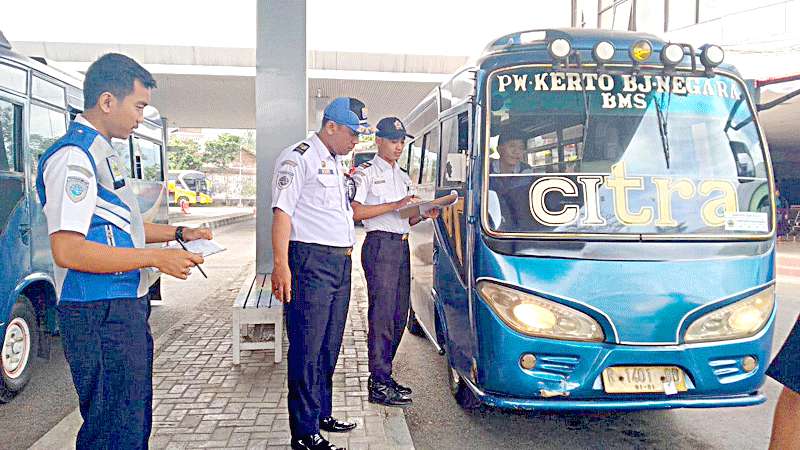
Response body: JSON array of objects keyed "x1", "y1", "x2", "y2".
[
  {"x1": 592, "y1": 41, "x2": 615, "y2": 64},
  {"x1": 548, "y1": 38, "x2": 572, "y2": 60},
  {"x1": 629, "y1": 40, "x2": 652, "y2": 64},
  {"x1": 661, "y1": 43, "x2": 684, "y2": 66},
  {"x1": 700, "y1": 44, "x2": 725, "y2": 68}
]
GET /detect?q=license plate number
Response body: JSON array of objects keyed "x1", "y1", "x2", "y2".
[{"x1": 602, "y1": 366, "x2": 688, "y2": 394}]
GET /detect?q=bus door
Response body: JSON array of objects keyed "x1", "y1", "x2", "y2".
[
  {"x1": 0, "y1": 91, "x2": 30, "y2": 314},
  {"x1": 435, "y1": 110, "x2": 472, "y2": 366},
  {"x1": 408, "y1": 128, "x2": 438, "y2": 337}
]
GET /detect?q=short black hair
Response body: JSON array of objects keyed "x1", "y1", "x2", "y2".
[
  {"x1": 497, "y1": 128, "x2": 526, "y2": 148},
  {"x1": 83, "y1": 53, "x2": 156, "y2": 108}
]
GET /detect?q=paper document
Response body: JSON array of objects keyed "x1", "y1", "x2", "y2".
[
  {"x1": 166, "y1": 239, "x2": 226, "y2": 257},
  {"x1": 397, "y1": 191, "x2": 459, "y2": 219}
]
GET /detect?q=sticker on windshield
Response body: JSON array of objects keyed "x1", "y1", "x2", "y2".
[{"x1": 724, "y1": 212, "x2": 769, "y2": 233}]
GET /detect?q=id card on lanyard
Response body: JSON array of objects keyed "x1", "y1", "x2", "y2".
[{"x1": 106, "y1": 155, "x2": 126, "y2": 190}]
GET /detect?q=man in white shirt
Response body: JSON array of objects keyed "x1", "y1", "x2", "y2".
[
  {"x1": 351, "y1": 117, "x2": 439, "y2": 407},
  {"x1": 270, "y1": 97, "x2": 368, "y2": 450},
  {"x1": 36, "y1": 53, "x2": 210, "y2": 450}
]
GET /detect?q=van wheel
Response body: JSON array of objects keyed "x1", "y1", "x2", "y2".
[
  {"x1": 446, "y1": 356, "x2": 481, "y2": 410},
  {"x1": 0, "y1": 296, "x2": 38, "y2": 403},
  {"x1": 407, "y1": 308, "x2": 425, "y2": 337}
]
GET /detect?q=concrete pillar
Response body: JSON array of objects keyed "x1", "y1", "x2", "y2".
[{"x1": 255, "y1": 0, "x2": 307, "y2": 273}]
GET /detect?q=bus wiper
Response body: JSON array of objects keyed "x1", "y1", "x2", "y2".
[{"x1": 654, "y1": 94, "x2": 671, "y2": 169}]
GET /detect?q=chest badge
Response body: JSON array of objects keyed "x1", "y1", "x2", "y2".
[{"x1": 106, "y1": 155, "x2": 126, "y2": 189}]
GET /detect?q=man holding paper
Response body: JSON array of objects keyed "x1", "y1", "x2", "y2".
[{"x1": 351, "y1": 117, "x2": 439, "y2": 406}]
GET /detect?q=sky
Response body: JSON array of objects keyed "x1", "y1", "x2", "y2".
[{"x1": 0, "y1": 0, "x2": 570, "y2": 56}]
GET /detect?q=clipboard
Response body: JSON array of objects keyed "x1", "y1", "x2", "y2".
[{"x1": 397, "y1": 191, "x2": 459, "y2": 219}]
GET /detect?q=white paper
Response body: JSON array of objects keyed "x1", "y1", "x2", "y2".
[
  {"x1": 166, "y1": 239, "x2": 226, "y2": 257},
  {"x1": 663, "y1": 380, "x2": 678, "y2": 396},
  {"x1": 723, "y1": 212, "x2": 769, "y2": 232}
]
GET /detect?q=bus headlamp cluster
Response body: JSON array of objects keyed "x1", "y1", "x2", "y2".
[
  {"x1": 685, "y1": 286, "x2": 774, "y2": 343},
  {"x1": 629, "y1": 40, "x2": 653, "y2": 63},
  {"x1": 477, "y1": 281, "x2": 604, "y2": 342}
]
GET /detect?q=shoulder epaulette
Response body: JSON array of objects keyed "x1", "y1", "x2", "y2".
[
  {"x1": 293, "y1": 142, "x2": 310, "y2": 154},
  {"x1": 358, "y1": 161, "x2": 372, "y2": 169}
]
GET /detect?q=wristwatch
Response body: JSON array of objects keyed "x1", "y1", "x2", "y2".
[{"x1": 175, "y1": 226, "x2": 185, "y2": 242}]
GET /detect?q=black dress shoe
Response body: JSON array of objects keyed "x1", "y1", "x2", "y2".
[
  {"x1": 320, "y1": 416, "x2": 357, "y2": 433},
  {"x1": 290, "y1": 433, "x2": 341, "y2": 450},
  {"x1": 390, "y1": 377, "x2": 412, "y2": 395},
  {"x1": 368, "y1": 376, "x2": 412, "y2": 406}
]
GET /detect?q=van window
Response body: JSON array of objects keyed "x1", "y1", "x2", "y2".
[
  {"x1": 29, "y1": 104, "x2": 67, "y2": 179},
  {"x1": 421, "y1": 127, "x2": 440, "y2": 186},
  {"x1": 0, "y1": 64, "x2": 26, "y2": 94},
  {"x1": 0, "y1": 99, "x2": 22, "y2": 172}
]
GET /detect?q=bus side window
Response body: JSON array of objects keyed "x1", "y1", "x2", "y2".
[
  {"x1": 408, "y1": 138, "x2": 423, "y2": 185},
  {"x1": 0, "y1": 99, "x2": 22, "y2": 172},
  {"x1": 133, "y1": 137, "x2": 164, "y2": 182},
  {"x1": 421, "y1": 126, "x2": 440, "y2": 187},
  {"x1": 29, "y1": 104, "x2": 67, "y2": 181},
  {"x1": 440, "y1": 111, "x2": 469, "y2": 187}
]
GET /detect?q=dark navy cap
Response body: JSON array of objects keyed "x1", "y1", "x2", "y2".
[
  {"x1": 375, "y1": 117, "x2": 413, "y2": 140},
  {"x1": 323, "y1": 97, "x2": 370, "y2": 134}
]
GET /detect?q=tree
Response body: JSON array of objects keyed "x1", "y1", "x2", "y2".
[
  {"x1": 167, "y1": 137, "x2": 203, "y2": 171},
  {"x1": 204, "y1": 133, "x2": 243, "y2": 201}
]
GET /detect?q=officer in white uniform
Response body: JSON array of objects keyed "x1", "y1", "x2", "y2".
[
  {"x1": 270, "y1": 97, "x2": 368, "y2": 450},
  {"x1": 36, "y1": 53, "x2": 209, "y2": 450},
  {"x1": 351, "y1": 117, "x2": 438, "y2": 407}
]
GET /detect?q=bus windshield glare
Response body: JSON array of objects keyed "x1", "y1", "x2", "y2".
[{"x1": 485, "y1": 68, "x2": 771, "y2": 238}]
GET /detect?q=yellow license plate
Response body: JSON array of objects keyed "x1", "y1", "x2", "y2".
[{"x1": 602, "y1": 366, "x2": 688, "y2": 394}]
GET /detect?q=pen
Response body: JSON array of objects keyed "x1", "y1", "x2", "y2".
[{"x1": 176, "y1": 239, "x2": 208, "y2": 278}]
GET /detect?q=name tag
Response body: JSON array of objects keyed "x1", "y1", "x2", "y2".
[
  {"x1": 106, "y1": 155, "x2": 126, "y2": 189},
  {"x1": 374, "y1": 179, "x2": 386, "y2": 185},
  {"x1": 318, "y1": 168, "x2": 334, "y2": 175}
]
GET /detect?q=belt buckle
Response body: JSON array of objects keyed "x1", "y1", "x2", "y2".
[
  {"x1": 401, "y1": 233, "x2": 409, "y2": 241},
  {"x1": 345, "y1": 247, "x2": 353, "y2": 256}
]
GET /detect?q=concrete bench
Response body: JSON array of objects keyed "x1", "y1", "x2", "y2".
[{"x1": 232, "y1": 272, "x2": 283, "y2": 364}]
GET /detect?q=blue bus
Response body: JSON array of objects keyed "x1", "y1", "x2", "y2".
[
  {"x1": 403, "y1": 28, "x2": 776, "y2": 411},
  {"x1": 0, "y1": 31, "x2": 169, "y2": 401}
]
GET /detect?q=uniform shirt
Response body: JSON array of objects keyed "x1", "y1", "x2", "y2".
[
  {"x1": 352, "y1": 154, "x2": 412, "y2": 234},
  {"x1": 41, "y1": 114, "x2": 150, "y2": 298},
  {"x1": 271, "y1": 133, "x2": 355, "y2": 247}
]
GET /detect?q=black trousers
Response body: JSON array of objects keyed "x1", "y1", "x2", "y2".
[
  {"x1": 57, "y1": 296, "x2": 153, "y2": 450},
  {"x1": 286, "y1": 241, "x2": 352, "y2": 438},
  {"x1": 361, "y1": 231, "x2": 411, "y2": 383}
]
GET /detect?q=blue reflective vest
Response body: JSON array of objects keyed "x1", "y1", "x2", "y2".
[{"x1": 35, "y1": 122, "x2": 141, "y2": 302}]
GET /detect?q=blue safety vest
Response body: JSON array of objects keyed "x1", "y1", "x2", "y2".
[{"x1": 35, "y1": 122, "x2": 140, "y2": 302}]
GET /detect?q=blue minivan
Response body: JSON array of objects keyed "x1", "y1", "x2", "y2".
[
  {"x1": 403, "y1": 28, "x2": 776, "y2": 411},
  {"x1": 0, "y1": 31, "x2": 169, "y2": 401}
]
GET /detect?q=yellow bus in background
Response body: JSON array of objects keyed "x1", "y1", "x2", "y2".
[{"x1": 167, "y1": 170, "x2": 214, "y2": 205}]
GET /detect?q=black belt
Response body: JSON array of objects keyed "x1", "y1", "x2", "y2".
[
  {"x1": 366, "y1": 230, "x2": 409, "y2": 241},
  {"x1": 290, "y1": 241, "x2": 353, "y2": 256}
]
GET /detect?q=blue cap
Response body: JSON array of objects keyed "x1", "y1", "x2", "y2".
[
  {"x1": 323, "y1": 97, "x2": 370, "y2": 134},
  {"x1": 375, "y1": 117, "x2": 413, "y2": 140}
]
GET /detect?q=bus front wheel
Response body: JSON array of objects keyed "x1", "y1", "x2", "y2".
[
  {"x1": 446, "y1": 356, "x2": 481, "y2": 410},
  {"x1": 0, "y1": 295, "x2": 38, "y2": 403}
]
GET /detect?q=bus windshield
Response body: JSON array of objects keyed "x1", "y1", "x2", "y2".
[{"x1": 485, "y1": 68, "x2": 771, "y2": 238}]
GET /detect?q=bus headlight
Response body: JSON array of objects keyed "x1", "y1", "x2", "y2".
[
  {"x1": 548, "y1": 38, "x2": 572, "y2": 60},
  {"x1": 629, "y1": 40, "x2": 653, "y2": 63},
  {"x1": 592, "y1": 41, "x2": 615, "y2": 63},
  {"x1": 685, "y1": 286, "x2": 774, "y2": 343},
  {"x1": 661, "y1": 43, "x2": 684, "y2": 66},
  {"x1": 700, "y1": 44, "x2": 725, "y2": 68},
  {"x1": 477, "y1": 281, "x2": 604, "y2": 342}
]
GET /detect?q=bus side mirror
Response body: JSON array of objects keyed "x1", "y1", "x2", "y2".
[
  {"x1": 730, "y1": 141, "x2": 755, "y2": 178},
  {"x1": 446, "y1": 153, "x2": 467, "y2": 183}
]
